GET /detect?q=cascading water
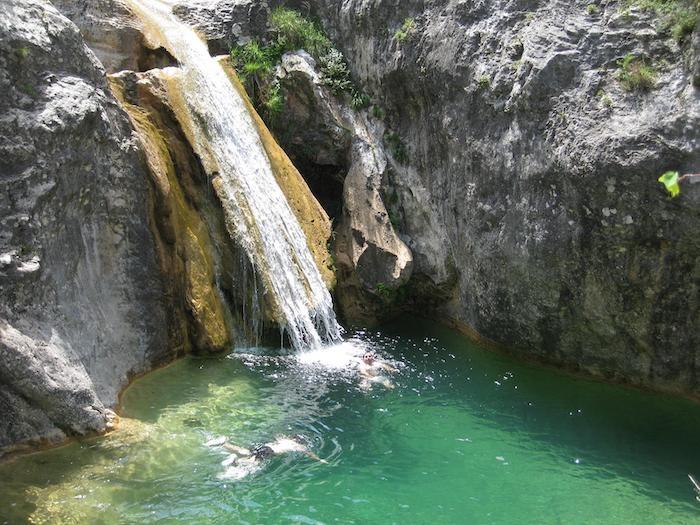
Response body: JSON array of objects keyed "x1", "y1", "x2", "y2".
[{"x1": 126, "y1": 0, "x2": 341, "y2": 350}]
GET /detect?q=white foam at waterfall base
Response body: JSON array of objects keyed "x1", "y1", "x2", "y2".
[
  {"x1": 295, "y1": 340, "x2": 368, "y2": 370},
  {"x1": 127, "y1": 0, "x2": 341, "y2": 351}
]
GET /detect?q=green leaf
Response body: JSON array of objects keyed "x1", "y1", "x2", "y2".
[{"x1": 658, "y1": 170, "x2": 680, "y2": 198}]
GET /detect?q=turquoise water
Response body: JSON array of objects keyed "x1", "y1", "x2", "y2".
[{"x1": 2, "y1": 318, "x2": 700, "y2": 524}]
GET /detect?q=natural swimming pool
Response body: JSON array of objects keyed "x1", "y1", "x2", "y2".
[{"x1": 2, "y1": 318, "x2": 700, "y2": 524}]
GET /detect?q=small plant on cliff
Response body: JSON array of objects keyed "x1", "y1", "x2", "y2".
[
  {"x1": 230, "y1": 40, "x2": 284, "y2": 119},
  {"x1": 14, "y1": 47, "x2": 30, "y2": 60},
  {"x1": 623, "y1": 0, "x2": 699, "y2": 43},
  {"x1": 264, "y1": 82, "x2": 284, "y2": 120},
  {"x1": 394, "y1": 17, "x2": 416, "y2": 42},
  {"x1": 351, "y1": 91, "x2": 371, "y2": 109},
  {"x1": 231, "y1": 8, "x2": 371, "y2": 122},
  {"x1": 230, "y1": 41, "x2": 274, "y2": 95},
  {"x1": 658, "y1": 170, "x2": 700, "y2": 197},
  {"x1": 596, "y1": 88, "x2": 613, "y2": 107},
  {"x1": 269, "y1": 6, "x2": 332, "y2": 56},
  {"x1": 670, "y1": 8, "x2": 698, "y2": 41},
  {"x1": 617, "y1": 54, "x2": 656, "y2": 91},
  {"x1": 375, "y1": 282, "x2": 393, "y2": 300},
  {"x1": 317, "y1": 48, "x2": 353, "y2": 94},
  {"x1": 586, "y1": 4, "x2": 600, "y2": 15}
]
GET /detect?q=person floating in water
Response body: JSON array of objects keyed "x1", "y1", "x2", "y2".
[
  {"x1": 205, "y1": 434, "x2": 326, "y2": 480},
  {"x1": 358, "y1": 351, "x2": 398, "y2": 390}
]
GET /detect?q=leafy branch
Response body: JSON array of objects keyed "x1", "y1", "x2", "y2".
[{"x1": 658, "y1": 170, "x2": 700, "y2": 197}]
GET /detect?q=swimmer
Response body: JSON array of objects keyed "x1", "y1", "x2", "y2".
[
  {"x1": 205, "y1": 434, "x2": 327, "y2": 479},
  {"x1": 358, "y1": 351, "x2": 398, "y2": 390}
]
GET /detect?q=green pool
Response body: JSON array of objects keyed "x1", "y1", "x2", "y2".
[{"x1": 2, "y1": 318, "x2": 699, "y2": 524}]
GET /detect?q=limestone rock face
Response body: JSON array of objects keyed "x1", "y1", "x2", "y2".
[
  {"x1": 50, "y1": 0, "x2": 174, "y2": 73},
  {"x1": 308, "y1": 0, "x2": 700, "y2": 395},
  {"x1": 173, "y1": 0, "x2": 272, "y2": 54},
  {"x1": 275, "y1": 52, "x2": 413, "y2": 323},
  {"x1": 0, "y1": 0, "x2": 170, "y2": 455}
]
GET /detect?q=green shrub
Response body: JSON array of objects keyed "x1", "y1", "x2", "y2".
[
  {"x1": 264, "y1": 82, "x2": 284, "y2": 120},
  {"x1": 317, "y1": 48, "x2": 353, "y2": 94},
  {"x1": 230, "y1": 8, "x2": 370, "y2": 122},
  {"x1": 617, "y1": 54, "x2": 656, "y2": 91},
  {"x1": 477, "y1": 75, "x2": 491, "y2": 89},
  {"x1": 231, "y1": 41, "x2": 273, "y2": 80},
  {"x1": 18, "y1": 83, "x2": 38, "y2": 97},
  {"x1": 372, "y1": 105, "x2": 385, "y2": 119},
  {"x1": 351, "y1": 90, "x2": 371, "y2": 109},
  {"x1": 596, "y1": 89, "x2": 613, "y2": 106},
  {"x1": 394, "y1": 17, "x2": 416, "y2": 42},
  {"x1": 14, "y1": 47, "x2": 29, "y2": 60},
  {"x1": 269, "y1": 7, "x2": 331, "y2": 56},
  {"x1": 375, "y1": 282, "x2": 393, "y2": 300},
  {"x1": 670, "y1": 8, "x2": 698, "y2": 41},
  {"x1": 587, "y1": 4, "x2": 600, "y2": 14}
]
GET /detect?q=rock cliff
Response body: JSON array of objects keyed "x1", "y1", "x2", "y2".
[
  {"x1": 307, "y1": 0, "x2": 700, "y2": 395},
  {"x1": 201, "y1": 0, "x2": 700, "y2": 396},
  {"x1": 0, "y1": 0, "x2": 173, "y2": 455}
]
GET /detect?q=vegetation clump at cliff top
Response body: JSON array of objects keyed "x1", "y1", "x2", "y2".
[
  {"x1": 623, "y1": 0, "x2": 698, "y2": 42},
  {"x1": 230, "y1": 7, "x2": 369, "y2": 120}
]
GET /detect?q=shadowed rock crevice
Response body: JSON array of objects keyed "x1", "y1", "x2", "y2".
[
  {"x1": 52, "y1": 0, "x2": 178, "y2": 74},
  {"x1": 265, "y1": 52, "x2": 416, "y2": 325}
]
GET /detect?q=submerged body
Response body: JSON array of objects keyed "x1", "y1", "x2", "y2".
[
  {"x1": 206, "y1": 435, "x2": 325, "y2": 480},
  {"x1": 357, "y1": 351, "x2": 398, "y2": 390}
]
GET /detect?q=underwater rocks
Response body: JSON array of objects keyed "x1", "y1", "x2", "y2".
[{"x1": 0, "y1": 0, "x2": 172, "y2": 455}]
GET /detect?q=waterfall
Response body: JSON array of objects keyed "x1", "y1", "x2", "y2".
[{"x1": 126, "y1": 0, "x2": 341, "y2": 350}]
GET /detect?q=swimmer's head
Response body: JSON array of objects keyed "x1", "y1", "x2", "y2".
[
  {"x1": 362, "y1": 352, "x2": 376, "y2": 364},
  {"x1": 252, "y1": 445, "x2": 274, "y2": 460}
]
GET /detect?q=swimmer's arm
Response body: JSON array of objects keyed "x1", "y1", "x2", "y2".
[
  {"x1": 304, "y1": 450, "x2": 328, "y2": 464},
  {"x1": 224, "y1": 443, "x2": 251, "y2": 456},
  {"x1": 378, "y1": 362, "x2": 398, "y2": 373}
]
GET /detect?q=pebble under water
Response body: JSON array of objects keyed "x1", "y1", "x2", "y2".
[{"x1": 2, "y1": 317, "x2": 700, "y2": 524}]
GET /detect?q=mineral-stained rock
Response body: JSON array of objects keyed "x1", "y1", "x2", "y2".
[{"x1": 0, "y1": 0, "x2": 171, "y2": 455}]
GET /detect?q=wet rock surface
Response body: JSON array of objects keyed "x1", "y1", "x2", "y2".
[
  {"x1": 0, "y1": 0, "x2": 170, "y2": 455},
  {"x1": 51, "y1": 0, "x2": 176, "y2": 73}
]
